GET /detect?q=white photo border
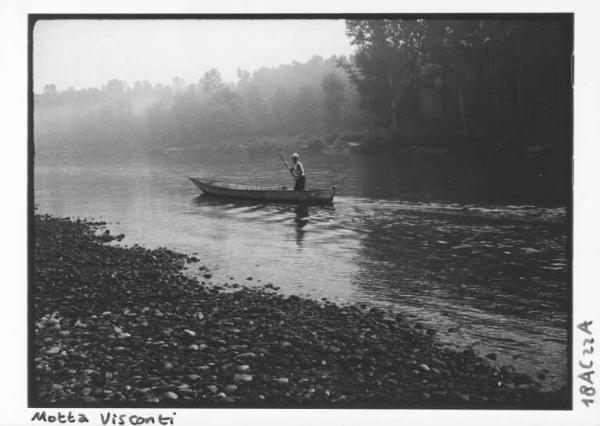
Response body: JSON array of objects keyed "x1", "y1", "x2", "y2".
[{"x1": 1, "y1": 0, "x2": 598, "y2": 425}]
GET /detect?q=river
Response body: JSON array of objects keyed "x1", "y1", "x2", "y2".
[{"x1": 34, "y1": 149, "x2": 570, "y2": 390}]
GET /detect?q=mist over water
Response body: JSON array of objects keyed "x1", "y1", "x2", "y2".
[{"x1": 35, "y1": 149, "x2": 569, "y2": 390}]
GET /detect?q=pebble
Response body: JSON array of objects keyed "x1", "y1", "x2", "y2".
[
  {"x1": 183, "y1": 329, "x2": 196, "y2": 337},
  {"x1": 224, "y1": 384, "x2": 238, "y2": 393},
  {"x1": 233, "y1": 374, "x2": 253, "y2": 383},
  {"x1": 418, "y1": 364, "x2": 430, "y2": 372},
  {"x1": 164, "y1": 391, "x2": 178, "y2": 400},
  {"x1": 46, "y1": 347, "x2": 60, "y2": 355},
  {"x1": 274, "y1": 378, "x2": 290, "y2": 385},
  {"x1": 207, "y1": 385, "x2": 218, "y2": 393},
  {"x1": 236, "y1": 352, "x2": 257, "y2": 359},
  {"x1": 236, "y1": 365, "x2": 251, "y2": 373},
  {"x1": 518, "y1": 384, "x2": 531, "y2": 390},
  {"x1": 327, "y1": 345, "x2": 341, "y2": 354}
]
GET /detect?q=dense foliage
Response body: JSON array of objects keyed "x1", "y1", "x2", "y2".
[{"x1": 341, "y1": 18, "x2": 572, "y2": 150}]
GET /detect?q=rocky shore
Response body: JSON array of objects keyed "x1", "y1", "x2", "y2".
[{"x1": 32, "y1": 214, "x2": 569, "y2": 408}]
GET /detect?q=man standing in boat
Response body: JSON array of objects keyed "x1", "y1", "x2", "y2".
[{"x1": 289, "y1": 153, "x2": 306, "y2": 191}]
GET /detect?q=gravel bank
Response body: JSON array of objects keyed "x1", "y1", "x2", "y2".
[{"x1": 31, "y1": 214, "x2": 569, "y2": 408}]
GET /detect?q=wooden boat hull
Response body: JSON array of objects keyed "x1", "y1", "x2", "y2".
[{"x1": 189, "y1": 177, "x2": 335, "y2": 204}]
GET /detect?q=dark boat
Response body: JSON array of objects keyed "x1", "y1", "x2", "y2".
[{"x1": 189, "y1": 177, "x2": 336, "y2": 204}]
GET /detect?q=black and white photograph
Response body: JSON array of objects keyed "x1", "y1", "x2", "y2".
[
  {"x1": 1, "y1": 2, "x2": 599, "y2": 425},
  {"x1": 29, "y1": 14, "x2": 573, "y2": 410}
]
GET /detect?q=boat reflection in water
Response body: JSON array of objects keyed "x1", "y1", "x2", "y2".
[
  {"x1": 192, "y1": 194, "x2": 333, "y2": 249},
  {"x1": 294, "y1": 204, "x2": 310, "y2": 247}
]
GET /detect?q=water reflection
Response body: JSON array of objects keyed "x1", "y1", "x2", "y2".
[
  {"x1": 348, "y1": 201, "x2": 568, "y2": 386},
  {"x1": 294, "y1": 205, "x2": 309, "y2": 247},
  {"x1": 194, "y1": 192, "x2": 342, "y2": 248}
]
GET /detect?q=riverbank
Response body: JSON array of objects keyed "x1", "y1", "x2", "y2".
[{"x1": 32, "y1": 214, "x2": 569, "y2": 408}]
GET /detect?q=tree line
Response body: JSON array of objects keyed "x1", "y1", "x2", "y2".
[
  {"x1": 35, "y1": 55, "x2": 367, "y2": 153},
  {"x1": 340, "y1": 17, "x2": 572, "y2": 152},
  {"x1": 35, "y1": 17, "x2": 572, "y2": 158}
]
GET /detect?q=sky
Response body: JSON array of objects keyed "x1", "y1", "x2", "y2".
[{"x1": 33, "y1": 19, "x2": 354, "y2": 93}]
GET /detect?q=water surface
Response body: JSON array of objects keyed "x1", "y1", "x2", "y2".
[{"x1": 35, "y1": 149, "x2": 569, "y2": 389}]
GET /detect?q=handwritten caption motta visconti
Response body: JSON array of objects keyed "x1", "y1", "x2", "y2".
[{"x1": 30, "y1": 411, "x2": 176, "y2": 425}]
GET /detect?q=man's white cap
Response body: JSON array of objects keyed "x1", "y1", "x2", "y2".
[{"x1": 291, "y1": 153, "x2": 300, "y2": 159}]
